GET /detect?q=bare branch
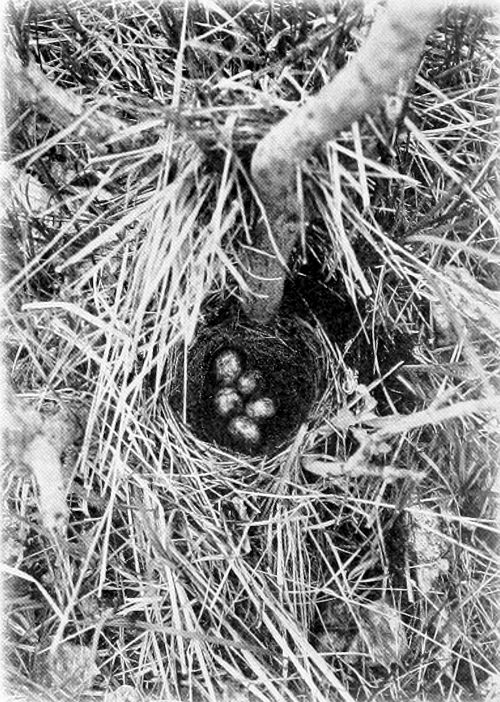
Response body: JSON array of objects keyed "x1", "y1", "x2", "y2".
[
  {"x1": 6, "y1": 41, "x2": 131, "y2": 152},
  {"x1": 243, "y1": 0, "x2": 443, "y2": 323}
]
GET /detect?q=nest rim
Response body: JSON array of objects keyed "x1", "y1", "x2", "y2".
[{"x1": 165, "y1": 312, "x2": 330, "y2": 459}]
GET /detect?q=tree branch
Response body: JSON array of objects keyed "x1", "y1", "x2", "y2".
[
  {"x1": 6, "y1": 42, "x2": 131, "y2": 153},
  {"x1": 243, "y1": 0, "x2": 443, "y2": 324}
]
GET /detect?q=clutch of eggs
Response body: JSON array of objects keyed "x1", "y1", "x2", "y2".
[
  {"x1": 245, "y1": 397, "x2": 276, "y2": 420},
  {"x1": 213, "y1": 349, "x2": 242, "y2": 385}
]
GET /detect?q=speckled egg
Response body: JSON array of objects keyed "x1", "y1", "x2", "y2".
[
  {"x1": 237, "y1": 370, "x2": 264, "y2": 396},
  {"x1": 245, "y1": 397, "x2": 276, "y2": 421},
  {"x1": 213, "y1": 349, "x2": 242, "y2": 385},
  {"x1": 214, "y1": 387, "x2": 243, "y2": 416},
  {"x1": 228, "y1": 415, "x2": 261, "y2": 445}
]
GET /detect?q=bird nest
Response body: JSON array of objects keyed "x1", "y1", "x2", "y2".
[{"x1": 168, "y1": 315, "x2": 326, "y2": 457}]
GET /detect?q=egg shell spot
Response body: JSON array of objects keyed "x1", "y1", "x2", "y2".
[
  {"x1": 214, "y1": 350, "x2": 242, "y2": 385},
  {"x1": 214, "y1": 387, "x2": 243, "y2": 416},
  {"x1": 245, "y1": 397, "x2": 276, "y2": 420},
  {"x1": 228, "y1": 415, "x2": 261, "y2": 444}
]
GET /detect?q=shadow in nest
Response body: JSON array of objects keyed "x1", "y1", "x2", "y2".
[
  {"x1": 284, "y1": 253, "x2": 420, "y2": 415},
  {"x1": 169, "y1": 313, "x2": 325, "y2": 457}
]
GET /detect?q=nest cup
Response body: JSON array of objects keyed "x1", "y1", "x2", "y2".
[{"x1": 169, "y1": 316, "x2": 325, "y2": 456}]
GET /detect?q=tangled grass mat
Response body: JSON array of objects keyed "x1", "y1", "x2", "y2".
[{"x1": 2, "y1": 2, "x2": 499, "y2": 702}]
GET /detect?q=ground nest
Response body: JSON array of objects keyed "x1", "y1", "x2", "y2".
[{"x1": 169, "y1": 314, "x2": 325, "y2": 456}]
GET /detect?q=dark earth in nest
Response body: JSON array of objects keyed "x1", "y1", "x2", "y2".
[{"x1": 170, "y1": 316, "x2": 324, "y2": 456}]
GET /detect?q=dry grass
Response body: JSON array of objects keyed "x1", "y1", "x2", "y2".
[{"x1": 2, "y1": 2, "x2": 499, "y2": 701}]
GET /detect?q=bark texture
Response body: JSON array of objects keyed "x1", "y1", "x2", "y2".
[
  {"x1": 243, "y1": 0, "x2": 443, "y2": 324},
  {"x1": 5, "y1": 42, "x2": 130, "y2": 153}
]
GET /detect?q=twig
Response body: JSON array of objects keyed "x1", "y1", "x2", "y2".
[
  {"x1": 6, "y1": 41, "x2": 130, "y2": 153},
  {"x1": 365, "y1": 395, "x2": 500, "y2": 436},
  {"x1": 304, "y1": 395, "x2": 499, "y2": 480}
]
